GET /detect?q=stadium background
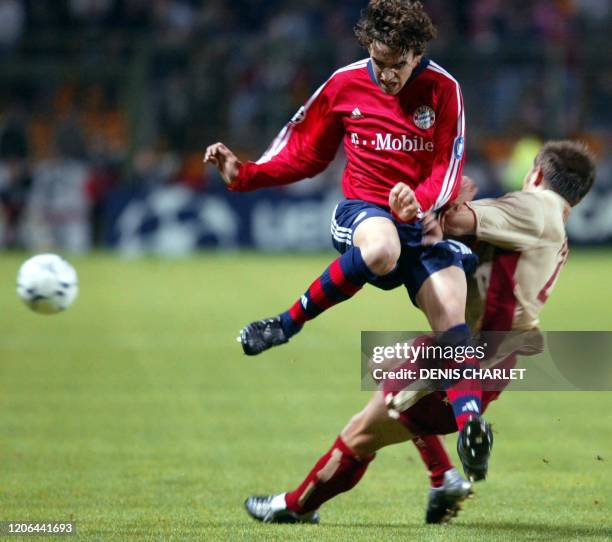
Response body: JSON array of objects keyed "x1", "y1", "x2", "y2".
[
  {"x1": 1, "y1": 1, "x2": 611, "y2": 541},
  {"x1": 0, "y1": 0, "x2": 611, "y2": 252}
]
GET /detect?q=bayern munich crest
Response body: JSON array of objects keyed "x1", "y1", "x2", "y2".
[{"x1": 413, "y1": 106, "x2": 436, "y2": 130}]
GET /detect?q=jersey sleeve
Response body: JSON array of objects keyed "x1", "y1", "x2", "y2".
[
  {"x1": 413, "y1": 79, "x2": 465, "y2": 217},
  {"x1": 466, "y1": 192, "x2": 545, "y2": 251},
  {"x1": 228, "y1": 79, "x2": 344, "y2": 192}
]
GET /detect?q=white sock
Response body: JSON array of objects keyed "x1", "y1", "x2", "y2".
[{"x1": 270, "y1": 493, "x2": 287, "y2": 512}]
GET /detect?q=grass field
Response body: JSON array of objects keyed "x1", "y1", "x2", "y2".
[{"x1": 1, "y1": 250, "x2": 611, "y2": 541}]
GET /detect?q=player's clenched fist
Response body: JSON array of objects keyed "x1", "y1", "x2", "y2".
[
  {"x1": 389, "y1": 182, "x2": 420, "y2": 222},
  {"x1": 203, "y1": 142, "x2": 241, "y2": 185}
]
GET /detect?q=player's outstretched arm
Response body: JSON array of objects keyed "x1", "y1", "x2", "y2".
[
  {"x1": 391, "y1": 176, "x2": 477, "y2": 236},
  {"x1": 457, "y1": 191, "x2": 545, "y2": 251},
  {"x1": 439, "y1": 203, "x2": 476, "y2": 237},
  {"x1": 211, "y1": 76, "x2": 343, "y2": 193},
  {"x1": 437, "y1": 175, "x2": 478, "y2": 237},
  {"x1": 204, "y1": 142, "x2": 242, "y2": 186}
]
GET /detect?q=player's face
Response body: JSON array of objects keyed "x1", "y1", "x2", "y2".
[{"x1": 368, "y1": 41, "x2": 421, "y2": 95}]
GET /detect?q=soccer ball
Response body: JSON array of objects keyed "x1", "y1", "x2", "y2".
[{"x1": 16, "y1": 254, "x2": 79, "y2": 314}]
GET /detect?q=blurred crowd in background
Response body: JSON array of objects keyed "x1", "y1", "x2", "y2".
[{"x1": 0, "y1": 0, "x2": 611, "y2": 252}]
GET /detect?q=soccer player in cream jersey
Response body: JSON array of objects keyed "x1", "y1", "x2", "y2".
[
  {"x1": 243, "y1": 141, "x2": 596, "y2": 525},
  {"x1": 206, "y1": 0, "x2": 491, "y2": 480}
]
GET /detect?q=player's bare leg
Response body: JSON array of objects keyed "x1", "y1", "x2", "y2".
[
  {"x1": 245, "y1": 392, "x2": 410, "y2": 523},
  {"x1": 415, "y1": 266, "x2": 466, "y2": 332},
  {"x1": 245, "y1": 391, "x2": 471, "y2": 524},
  {"x1": 412, "y1": 266, "x2": 493, "y2": 481},
  {"x1": 239, "y1": 217, "x2": 401, "y2": 355},
  {"x1": 344, "y1": 392, "x2": 472, "y2": 524},
  {"x1": 340, "y1": 389, "x2": 413, "y2": 456}
]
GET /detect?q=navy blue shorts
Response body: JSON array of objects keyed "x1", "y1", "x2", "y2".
[{"x1": 331, "y1": 199, "x2": 477, "y2": 305}]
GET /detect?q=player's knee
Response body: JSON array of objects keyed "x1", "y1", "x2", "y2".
[
  {"x1": 340, "y1": 406, "x2": 388, "y2": 458},
  {"x1": 360, "y1": 240, "x2": 400, "y2": 276},
  {"x1": 345, "y1": 435, "x2": 378, "y2": 459}
]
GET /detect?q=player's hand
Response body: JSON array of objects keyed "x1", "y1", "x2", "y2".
[
  {"x1": 389, "y1": 182, "x2": 420, "y2": 222},
  {"x1": 455, "y1": 175, "x2": 478, "y2": 204},
  {"x1": 203, "y1": 142, "x2": 241, "y2": 185},
  {"x1": 421, "y1": 213, "x2": 443, "y2": 246}
]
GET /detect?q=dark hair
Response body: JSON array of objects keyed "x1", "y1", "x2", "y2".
[
  {"x1": 536, "y1": 141, "x2": 596, "y2": 206},
  {"x1": 354, "y1": 0, "x2": 437, "y2": 55}
]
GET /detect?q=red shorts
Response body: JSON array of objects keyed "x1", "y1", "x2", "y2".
[
  {"x1": 381, "y1": 346, "x2": 520, "y2": 435},
  {"x1": 394, "y1": 389, "x2": 501, "y2": 436}
]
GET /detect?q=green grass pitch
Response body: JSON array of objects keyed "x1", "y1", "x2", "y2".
[{"x1": 1, "y1": 250, "x2": 611, "y2": 541}]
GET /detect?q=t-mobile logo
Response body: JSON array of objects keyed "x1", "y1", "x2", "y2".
[
  {"x1": 350, "y1": 132, "x2": 434, "y2": 152},
  {"x1": 375, "y1": 133, "x2": 434, "y2": 152}
]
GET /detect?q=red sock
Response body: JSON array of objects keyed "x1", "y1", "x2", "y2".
[
  {"x1": 437, "y1": 325, "x2": 482, "y2": 432},
  {"x1": 444, "y1": 364, "x2": 482, "y2": 431},
  {"x1": 284, "y1": 436, "x2": 374, "y2": 514},
  {"x1": 413, "y1": 435, "x2": 453, "y2": 488},
  {"x1": 281, "y1": 247, "x2": 375, "y2": 337}
]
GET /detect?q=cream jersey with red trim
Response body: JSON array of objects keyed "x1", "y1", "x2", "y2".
[
  {"x1": 230, "y1": 57, "x2": 466, "y2": 217},
  {"x1": 465, "y1": 190, "x2": 569, "y2": 332}
]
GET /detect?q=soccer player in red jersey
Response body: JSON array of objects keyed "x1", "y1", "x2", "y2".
[
  {"x1": 205, "y1": 0, "x2": 489, "y2": 477},
  {"x1": 239, "y1": 141, "x2": 595, "y2": 525}
]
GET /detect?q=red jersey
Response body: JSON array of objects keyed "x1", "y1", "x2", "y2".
[{"x1": 230, "y1": 57, "x2": 465, "y2": 218}]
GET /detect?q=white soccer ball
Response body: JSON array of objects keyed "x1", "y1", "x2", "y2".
[{"x1": 16, "y1": 254, "x2": 79, "y2": 314}]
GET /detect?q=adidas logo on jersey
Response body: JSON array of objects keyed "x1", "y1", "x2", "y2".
[{"x1": 350, "y1": 107, "x2": 365, "y2": 119}]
